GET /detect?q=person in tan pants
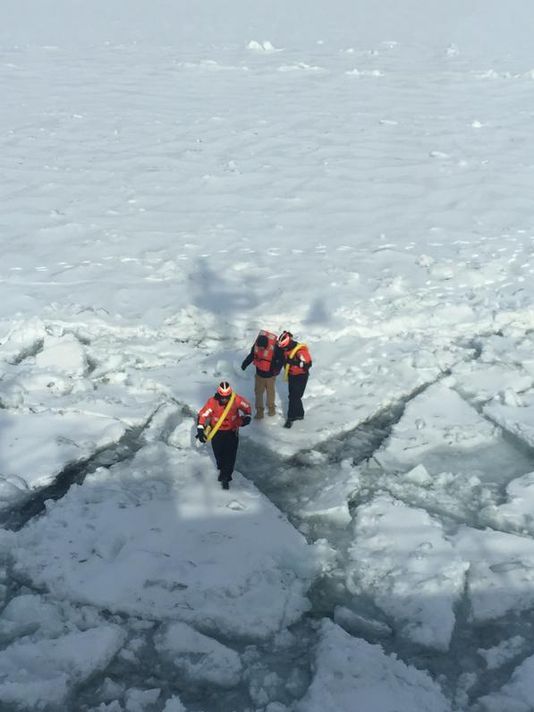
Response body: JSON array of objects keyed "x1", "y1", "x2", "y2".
[{"x1": 241, "y1": 330, "x2": 284, "y2": 419}]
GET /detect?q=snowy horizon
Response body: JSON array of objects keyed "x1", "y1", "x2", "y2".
[{"x1": 2, "y1": 1, "x2": 534, "y2": 710}]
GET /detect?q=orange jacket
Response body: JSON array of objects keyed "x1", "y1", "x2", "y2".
[
  {"x1": 282, "y1": 342, "x2": 312, "y2": 377},
  {"x1": 197, "y1": 394, "x2": 251, "y2": 432},
  {"x1": 253, "y1": 330, "x2": 277, "y2": 371}
]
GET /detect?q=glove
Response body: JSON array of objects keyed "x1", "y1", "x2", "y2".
[
  {"x1": 241, "y1": 361, "x2": 247, "y2": 371},
  {"x1": 241, "y1": 415, "x2": 251, "y2": 426},
  {"x1": 289, "y1": 357, "x2": 304, "y2": 367},
  {"x1": 196, "y1": 427, "x2": 207, "y2": 443}
]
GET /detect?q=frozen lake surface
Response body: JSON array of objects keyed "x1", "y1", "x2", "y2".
[{"x1": 2, "y1": 1, "x2": 534, "y2": 710}]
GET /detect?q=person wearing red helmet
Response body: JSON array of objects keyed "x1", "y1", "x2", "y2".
[
  {"x1": 277, "y1": 331, "x2": 312, "y2": 429},
  {"x1": 196, "y1": 381, "x2": 252, "y2": 489},
  {"x1": 241, "y1": 329, "x2": 284, "y2": 419}
]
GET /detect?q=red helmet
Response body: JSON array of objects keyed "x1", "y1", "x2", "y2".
[
  {"x1": 277, "y1": 331, "x2": 292, "y2": 348},
  {"x1": 216, "y1": 381, "x2": 232, "y2": 397}
]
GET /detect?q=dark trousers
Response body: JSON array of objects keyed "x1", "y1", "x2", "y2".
[
  {"x1": 211, "y1": 430, "x2": 239, "y2": 483},
  {"x1": 288, "y1": 373, "x2": 309, "y2": 421}
]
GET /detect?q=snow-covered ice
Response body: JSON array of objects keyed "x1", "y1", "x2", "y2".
[
  {"x1": 0, "y1": 409, "x2": 125, "y2": 508},
  {"x1": 296, "y1": 619, "x2": 452, "y2": 712},
  {"x1": 453, "y1": 525, "x2": 534, "y2": 622},
  {"x1": 12, "y1": 443, "x2": 317, "y2": 640},
  {"x1": 0, "y1": 627, "x2": 125, "y2": 706},
  {"x1": 375, "y1": 383, "x2": 500, "y2": 475},
  {"x1": 480, "y1": 471, "x2": 534, "y2": 535},
  {"x1": 3, "y1": 0, "x2": 534, "y2": 708},
  {"x1": 485, "y1": 390, "x2": 534, "y2": 449},
  {"x1": 348, "y1": 495, "x2": 468, "y2": 650},
  {"x1": 155, "y1": 620, "x2": 242, "y2": 688}
]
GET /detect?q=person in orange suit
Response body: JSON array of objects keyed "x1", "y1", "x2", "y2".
[
  {"x1": 196, "y1": 381, "x2": 251, "y2": 489},
  {"x1": 241, "y1": 330, "x2": 284, "y2": 419},
  {"x1": 277, "y1": 331, "x2": 312, "y2": 429}
]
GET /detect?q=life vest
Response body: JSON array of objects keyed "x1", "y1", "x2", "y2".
[
  {"x1": 283, "y1": 342, "x2": 312, "y2": 378},
  {"x1": 253, "y1": 330, "x2": 277, "y2": 372},
  {"x1": 206, "y1": 392, "x2": 236, "y2": 441},
  {"x1": 198, "y1": 394, "x2": 251, "y2": 432}
]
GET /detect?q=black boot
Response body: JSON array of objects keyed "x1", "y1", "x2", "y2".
[
  {"x1": 222, "y1": 480, "x2": 230, "y2": 490},
  {"x1": 284, "y1": 419, "x2": 292, "y2": 429}
]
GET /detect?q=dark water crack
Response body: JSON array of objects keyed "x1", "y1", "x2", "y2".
[{"x1": 0, "y1": 399, "x2": 176, "y2": 531}]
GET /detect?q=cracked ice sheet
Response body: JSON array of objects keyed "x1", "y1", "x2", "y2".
[
  {"x1": 480, "y1": 471, "x2": 534, "y2": 535},
  {"x1": 0, "y1": 628, "x2": 126, "y2": 709},
  {"x1": 453, "y1": 525, "x2": 534, "y2": 622},
  {"x1": 12, "y1": 442, "x2": 318, "y2": 640},
  {"x1": 374, "y1": 381, "x2": 529, "y2": 484},
  {"x1": 0, "y1": 409, "x2": 125, "y2": 507},
  {"x1": 473, "y1": 332, "x2": 534, "y2": 381},
  {"x1": 0, "y1": 594, "x2": 126, "y2": 710},
  {"x1": 452, "y1": 360, "x2": 533, "y2": 405},
  {"x1": 484, "y1": 390, "x2": 534, "y2": 449},
  {"x1": 154, "y1": 620, "x2": 242, "y2": 688},
  {"x1": 348, "y1": 495, "x2": 468, "y2": 651},
  {"x1": 0, "y1": 327, "x2": 166, "y2": 419},
  {"x1": 352, "y1": 462, "x2": 496, "y2": 523},
  {"x1": 296, "y1": 620, "x2": 451, "y2": 712},
  {"x1": 1, "y1": 366, "x2": 162, "y2": 425}
]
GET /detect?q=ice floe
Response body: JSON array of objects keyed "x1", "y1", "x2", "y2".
[
  {"x1": 485, "y1": 391, "x2": 534, "y2": 449},
  {"x1": 453, "y1": 526, "x2": 534, "y2": 622},
  {"x1": 154, "y1": 620, "x2": 242, "y2": 687},
  {"x1": 0, "y1": 409, "x2": 126, "y2": 508},
  {"x1": 296, "y1": 620, "x2": 451, "y2": 711},
  {"x1": 0, "y1": 624, "x2": 126, "y2": 709},
  {"x1": 348, "y1": 495, "x2": 468, "y2": 650},
  {"x1": 480, "y1": 471, "x2": 534, "y2": 535},
  {"x1": 12, "y1": 443, "x2": 318, "y2": 640},
  {"x1": 375, "y1": 383, "x2": 499, "y2": 474}
]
